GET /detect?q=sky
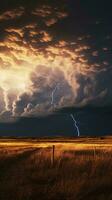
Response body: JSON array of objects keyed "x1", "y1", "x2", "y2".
[{"x1": 0, "y1": 0, "x2": 112, "y2": 136}]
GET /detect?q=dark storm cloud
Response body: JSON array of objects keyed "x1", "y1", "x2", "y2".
[
  {"x1": 13, "y1": 65, "x2": 73, "y2": 117},
  {"x1": 0, "y1": 0, "x2": 112, "y2": 123}
]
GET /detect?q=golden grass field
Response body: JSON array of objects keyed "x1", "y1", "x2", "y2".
[{"x1": 0, "y1": 136, "x2": 112, "y2": 200}]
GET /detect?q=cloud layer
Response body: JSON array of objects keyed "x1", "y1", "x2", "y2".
[{"x1": 0, "y1": 0, "x2": 112, "y2": 122}]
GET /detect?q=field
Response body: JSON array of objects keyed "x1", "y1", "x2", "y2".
[{"x1": 0, "y1": 137, "x2": 112, "y2": 200}]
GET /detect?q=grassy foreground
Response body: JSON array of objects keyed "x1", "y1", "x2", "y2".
[{"x1": 0, "y1": 137, "x2": 112, "y2": 200}]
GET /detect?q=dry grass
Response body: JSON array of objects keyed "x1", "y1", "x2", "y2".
[{"x1": 0, "y1": 138, "x2": 112, "y2": 200}]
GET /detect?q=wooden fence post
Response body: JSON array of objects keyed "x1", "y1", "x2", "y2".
[
  {"x1": 51, "y1": 145, "x2": 55, "y2": 166},
  {"x1": 94, "y1": 146, "x2": 96, "y2": 158}
]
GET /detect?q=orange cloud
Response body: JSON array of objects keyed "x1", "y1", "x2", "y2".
[
  {"x1": 32, "y1": 6, "x2": 52, "y2": 17},
  {"x1": 5, "y1": 28, "x2": 24, "y2": 38},
  {"x1": 0, "y1": 7, "x2": 24, "y2": 21},
  {"x1": 0, "y1": 3, "x2": 107, "y2": 121},
  {"x1": 45, "y1": 18, "x2": 58, "y2": 26},
  {"x1": 40, "y1": 31, "x2": 52, "y2": 42}
]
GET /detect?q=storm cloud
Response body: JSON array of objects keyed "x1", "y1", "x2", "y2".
[{"x1": 0, "y1": 0, "x2": 112, "y2": 122}]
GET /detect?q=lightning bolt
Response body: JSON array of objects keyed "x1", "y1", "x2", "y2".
[
  {"x1": 51, "y1": 83, "x2": 59, "y2": 106},
  {"x1": 70, "y1": 114, "x2": 80, "y2": 137},
  {"x1": 50, "y1": 84, "x2": 80, "y2": 137}
]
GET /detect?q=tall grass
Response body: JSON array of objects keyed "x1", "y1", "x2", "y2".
[{"x1": 0, "y1": 143, "x2": 112, "y2": 200}]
